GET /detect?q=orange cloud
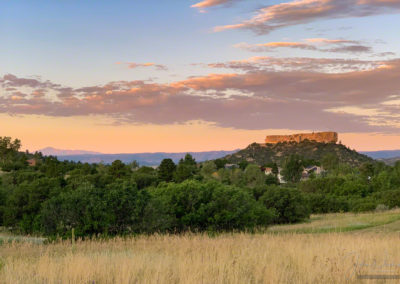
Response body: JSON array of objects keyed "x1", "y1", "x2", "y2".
[
  {"x1": 2, "y1": 58, "x2": 400, "y2": 134},
  {"x1": 235, "y1": 38, "x2": 374, "y2": 54},
  {"x1": 214, "y1": 0, "x2": 400, "y2": 34},
  {"x1": 117, "y1": 62, "x2": 168, "y2": 70},
  {"x1": 192, "y1": 0, "x2": 237, "y2": 9}
]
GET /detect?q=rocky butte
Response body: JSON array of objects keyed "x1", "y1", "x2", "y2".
[{"x1": 265, "y1": 132, "x2": 338, "y2": 144}]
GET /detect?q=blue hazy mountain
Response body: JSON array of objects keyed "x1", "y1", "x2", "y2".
[
  {"x1": 38, "y1": 147, "x2": 239, "y2": 166},
  {"x1": 361, "y1": 150, "x2": 400, "y2": 159},
  {"x1": 39, "y1": 147, "x2": 102, "y2": 156}
]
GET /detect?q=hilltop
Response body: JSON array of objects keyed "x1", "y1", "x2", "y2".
[{"x1": 221, "y1": 140, "x2": 373, "y2": 166}]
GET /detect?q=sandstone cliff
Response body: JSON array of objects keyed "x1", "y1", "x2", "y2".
[{"x1": 265, "y1": 132, "x2": 338, "y2": 144}]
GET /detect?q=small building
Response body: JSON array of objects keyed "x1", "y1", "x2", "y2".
[
  {"x1": 304, "y1": 165, "x2": 323, "y2": 175},
  {"x1": 301, "y1": 166, "x2": 324, "y2": 180},
  {"x1": 27, "y1": 159, "x2": 37, "y2": 167},
  {"x1": 264, "y1": 166, "x2": 286, "y2": 184},
  {"x1": 264, "y1": 167, "x2": 273, "y2": 175},
  {"x1": 225, "y1": 164, "x2": 238, "y2": 169}
]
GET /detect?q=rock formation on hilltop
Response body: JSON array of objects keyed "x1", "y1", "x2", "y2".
[{"x1": 265, "y1": 132, "x2": 338, "y2": 144}]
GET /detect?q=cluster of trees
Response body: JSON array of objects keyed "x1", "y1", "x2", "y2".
[
  {"x1": 299, "y1": 159, "x2": 400, "y2": 213},
  {"x1": 0, "y1": 136, "x2": 399, "y2": 238},
  {"x1": 0, "y1": 138, "x2": 310, "y2": 237}
]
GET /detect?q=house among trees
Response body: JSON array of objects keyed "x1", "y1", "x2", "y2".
[
  {"x1": 27, "y1": 159, "x2": 37, "y2": 167},
  {"x1": 264, "y1": 167, "x2": 273, "y2": 175},
  {"x1": 224, "y1": 163, "x2": 238, "y2": 169},
  {"x1": 301, "y1": 166, "x2": 324, "y2": 181},
  {"x1": 264, "y1": 166, "x2": 286, "y2": 184}
]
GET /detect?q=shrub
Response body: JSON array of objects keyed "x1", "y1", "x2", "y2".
[
  {"x1": 305, "y1": 193, "x2": 349, "y2": 213},
  {"x1": 259, "y1": 186, "x2": 310, "y2": 224}
]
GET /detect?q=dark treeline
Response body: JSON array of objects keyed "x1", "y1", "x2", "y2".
[{"x1": 0, "y1": 137, "x2": 399, "y2": 238}]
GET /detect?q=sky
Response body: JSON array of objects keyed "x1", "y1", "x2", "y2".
[{"x1": 1, "y1": 0, "x2": 400, "y2": 153}]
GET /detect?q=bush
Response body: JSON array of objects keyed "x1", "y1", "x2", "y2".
[
  {"x1": 41, "y1": 181, "x2": 148, "y2": 237},
  {"x1": 348, "y1": 197, "x2": 378, "y2": 212},
  {"x1": 259, "y1": 186, "x2": 310, "y2": 223},
  {"x1": 305, "y1": 193, "x2": 349, "y2": 213},
  {"x1": 143, "y1": 180, "x2": 275, "y2": 233},
  {"x1": 374, "y1": 189, "x2": 400, "y2": 209}
]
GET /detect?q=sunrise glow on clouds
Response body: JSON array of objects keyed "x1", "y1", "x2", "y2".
[{"x1": 1, "y1": 0, "x2": 400, "y2": 152}]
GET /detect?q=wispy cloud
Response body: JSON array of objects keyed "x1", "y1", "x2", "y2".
[
  {"x1": 234, "y1": 38, "x2": 373, "y2": 54},
  {"x1": 214, "y1": 0, "x2": 400, "y2": 34},
  {"x1": 116, "y1": 62, "x2": 168, "y2": 71},
  {"x1": 192, "y1": 0, "x2": 238, "y2": 10},
  {"x1": 207, "y1": 56, "x2": 381, "y2": 72},
  {"x1": 2, "y1": 58, "x2": 400, "y2": 132}
]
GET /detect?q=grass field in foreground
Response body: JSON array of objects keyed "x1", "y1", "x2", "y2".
[{"x1": 1, "y1": 209, "x2": 400, "y2": 283}]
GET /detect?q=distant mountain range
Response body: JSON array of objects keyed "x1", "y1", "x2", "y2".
[
  {"x1": 360, "y1": 150, "x2": 400, "y2": 165},
  {"x1": 37, "y1": 147, "x2": 239, "y2": 166},
  {"x1": 36, "y1": 146, "x2": 400, "y2": 167},
  {"x1": 38, "y1": 147, "x2": 102, "y2": 156},
  {"x1": 361, "y1": 150, "x2": 400, "y2": 159}
]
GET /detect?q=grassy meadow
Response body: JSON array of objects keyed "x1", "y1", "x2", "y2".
[{"x1": 1, "y1": 210, "x2": 400, "y2": 283}]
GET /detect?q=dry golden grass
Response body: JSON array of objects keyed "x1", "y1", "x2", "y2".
[
  {"x1": 1, "y1": 210, "x2": 400, "y2": 283},
  {"x1": 0, "y1": 232, "x2": 400, "y2": 283}
]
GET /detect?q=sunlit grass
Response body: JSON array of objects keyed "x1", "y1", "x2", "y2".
[
  {"x1": 1, "y1": 233, "x2": 400, "y2": 283},
  {"x1": 1, "y1": 209, "x2": 400, "y2": 283}
]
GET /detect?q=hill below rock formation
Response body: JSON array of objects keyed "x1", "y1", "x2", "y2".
[{"x1": 221, "y1": 141, "x2": 373, "y2": 166}]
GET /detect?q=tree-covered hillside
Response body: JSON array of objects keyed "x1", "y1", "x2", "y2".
[{"x1": 222, "y1": 141, "x2": 373, "y2": 166}]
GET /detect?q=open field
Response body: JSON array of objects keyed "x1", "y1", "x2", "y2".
[{"x1": 1, "y1": 210, "x2": 400, "y2": 283}]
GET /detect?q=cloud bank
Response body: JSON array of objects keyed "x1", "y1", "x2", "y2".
[{"x1": 2, "y1": 58, "x2": 400, "y2": 133}]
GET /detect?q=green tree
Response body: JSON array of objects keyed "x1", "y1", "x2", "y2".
[
  {"x1": 158, "y1": 159, "x2": 176, "y2": 182},
  {"x1": 132, "y1": 167, "x2": 158, "y2": 189},
  {"x1": 271, "y1": 163, "x2": 279, "y2": 176},
  {"x1": 214, "y1": 159, "x2": 228, "y2": 170},
  {"x1": 200, "y1": 161, "x2": 217, "y2": 179},
  {"x1": 109, "y1": 160, "x2": 128, "y2": 178},
  {"x1": 128, "y1": 160, "x2": 139, "y2": 171},
  {"x1": 359, "y1": 162, "x2": 374, "y2": 180},
  {"x1": 174, "y1": 154, "x2": 198, "y2": 183},
  {"x1": 322, "y1": 153, "x2": 339, "y2": 171},
  {"x1": 281, "y1": 154, "x2": 303, "y2": 183},
  {"x1": 238, "y1": 161, "x2": 249, "y2": 170},
  {"x1": 244, "y1": 164, "x2": 266, "y2": 188},
  {"x1": 0, "y1": 137, "x2": 21, "y2": 156},
  {"x1": 104, "y1": 181, "x2": 148, "y2": 234},
  {"x1": 260, "y1": 186, "x2": 310, "y2": 224}
]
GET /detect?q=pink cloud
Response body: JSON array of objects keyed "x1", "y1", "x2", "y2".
[
  {"x1": 2, "y1": 58, "x2": 400, "y2": 133},
  {"x1": 214, "y1": 0, "x2": 400, "y2": 34},
  {"x1": 234, "y1": 38, "x2": 373, "y2": 54},
  {"x1": 117, "y1": 62, "x2": 168, "y2": 71},
  {"x1": 192, "y1": 0, "x2": 238, "y2": 9}
]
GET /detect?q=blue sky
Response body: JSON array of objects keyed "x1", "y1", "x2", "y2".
[
  {"x1": 1, "y1": 0, "x2": 400, "y2": 152},
  {"x1": 2, "y1": 0, "x2": 398, "y2": 86}
]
